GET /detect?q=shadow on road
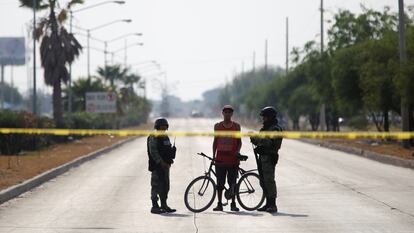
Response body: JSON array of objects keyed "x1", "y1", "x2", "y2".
[
  {"x1": 224, "y1": 211, "x2": 264, "y2": 217},
  {"x1": 272, "y1": 212, "x2": 309, "y2": 217},
  {"x1": 198, "y1": 211, "x2": 264, "y2": 217},
  {"x1": 160, "y1": 213, "x2": 192, "y2": 218}
]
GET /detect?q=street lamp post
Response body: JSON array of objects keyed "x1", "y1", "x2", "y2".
[
  {"x1": 103, "y1": 33, "x2": 143, "y2": 66},
  {"x1": 68, "y1": 0, "x2": 125, "y2": 115},
  {"x1": 81, "y1": 19, "x2": 132, "y2": 81},
  {"x1": 32, "y1": 0, "x2": 37, "y2": 115},
  {"x1": 398, "y1": 0, "x2": 411, "y2": 147},
  {"x1": 110, "y1": 42, "x2": 144, "y2": 65}
]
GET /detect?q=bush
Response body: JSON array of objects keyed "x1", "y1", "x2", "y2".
[
  {"x1": 0, "y1": 111, "x2": 56, "y2": 155},
  {"x1": 346, "y1": 115, "x2": 369, "y2": 130},
  {"x1": 65, "y1": 112, "x2": 115, "y2": 129}
]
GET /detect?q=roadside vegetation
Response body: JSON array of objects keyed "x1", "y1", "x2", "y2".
[
  {"x1": 0, "y1": 1, "x2": 151, "y2": 155},
  {"x1": 216, "y1": 6, "x2": 414, "y2": 142}
]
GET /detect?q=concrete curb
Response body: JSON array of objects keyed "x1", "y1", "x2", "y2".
[
  {"x1": 0, "y1": 136, "x2": 138, "y2": 205},
  {"x1": 300, "y1": 139, "x2": 414, "y2": 170}
]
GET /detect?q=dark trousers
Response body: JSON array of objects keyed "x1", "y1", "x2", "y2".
[
  {"x1": 151, "y1": 167, "x2": 170, "y2": 201},
  {"x1": 215, "y1": 165, "x2": 238, "y2": 196}
]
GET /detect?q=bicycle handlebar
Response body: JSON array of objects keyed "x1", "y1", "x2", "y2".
[
  {"x1": 196, "y1": 152, "x2": 248, "y2": 162},
  {"x1": 197, "y1": 152, "x2": 214, "y2": 161}
]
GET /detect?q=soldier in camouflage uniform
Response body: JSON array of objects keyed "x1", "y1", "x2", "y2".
[
  {"x1": 147, "y1": 118, "x2": 176, "y2": 214},
  {"x1": 250, "y1": 106, "x2": 283, "y2": 213}
]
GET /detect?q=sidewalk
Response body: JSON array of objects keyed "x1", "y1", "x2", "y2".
[
  {"x1": 301, "y1": 138, "x2": 414, "y2": 169},
  {"x1": 0, "y1": 123, "x2": 152, "y2": 192}
]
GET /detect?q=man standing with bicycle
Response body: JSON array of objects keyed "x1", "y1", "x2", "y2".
[
  {"x1": 250, "y1": 106, "x2": 283, "y2": 213},
  {"x1": 147, "y1": 118, "x2": 177, "y2": 214},
  {"x1": 212, "y1": 105, "x2": 242, "y2": 211}
]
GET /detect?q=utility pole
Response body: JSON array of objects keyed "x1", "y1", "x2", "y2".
[
  {"x1": 11, "y1": 66, "x2": 14, "y2": 105},
  {"x1": 124, "y1": 38, "x2": 127, "y2": 68},
  {"x1": 68, "y1": 10, "x2": 73, "y2": 117},
  {"x1": 104, "y1": 41, "x2": 108, "y2": 67},
  {"x1": 399, "y1": 0, "x2": 411, "y2": 148},
  {"x1": 0, "y1": 65, "x2": 4, "y2": 110},
  {"x1": 319, "y1": 0, "x2": 326, "y2": 131},
  {"x1": 252, "y1": 51, "x2": 256, "y2": 72},
  {"x1": 143, "y1": 78, "x2": 147, "y2": 100},
  {"x1": 87, "y1": 29, "x2": 91, "y2": 81},
  {"x1": 320, "y1": 0, "x2": 324, "y2": 55},
  {"x1": 264, "y1": 39, "x2": 268, "y2": 73},
  {"x1": 32, "y1": 0, "x2": 37, "y2": 115},
  {"x1": 286, "y1": 17, "x2": 289, "y2": 76}
]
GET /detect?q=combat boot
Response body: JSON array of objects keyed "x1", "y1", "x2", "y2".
[
  {"x1": 266, "y1": 198, "x2": 278, "y2": 213},
  {"x1": 257, "y1": 198, "x2": 269, "y2": 211},
  {"x1": 213, "y1": 202, "x2": 223, "y2": 211},
  {"x1": 161, "y1": 199, "x2": 176, "y2": 213},
  {"x1": 151, "y1": 200, "x2": 165, "y2": 214},
  {"x1": 151, "y1": 206, "x2": 165, "y2": 214},
  {"x1": 230, "y1": 202, "x2": 239, "y2": 212}
]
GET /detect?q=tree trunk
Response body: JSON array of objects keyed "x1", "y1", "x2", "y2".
[
  {"x1": 53, "y1": 77, "x2": 63, "y2": 127},
  {"x1": 309, "y1": 113, "x2": 319, "y2": 131},
  {"x1": 383, "y1": 110, "x2": 389, "y2": 132},
  {"x1": 371, "y1": 112, "x2": 383, "y2": 132},
  {"x1": 292, "y1": 117, "x2": 300, "y2": 131},
  {"x1": 49, "y1": 1, "x2": 63, "y2": 127},
  {"x1": 409, "y1": 104, "x2": 414, "y2": 146}
]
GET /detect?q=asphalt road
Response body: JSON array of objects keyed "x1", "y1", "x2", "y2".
[{"x1": 0, "y1": 118, "x2": 413, "y2": 233}]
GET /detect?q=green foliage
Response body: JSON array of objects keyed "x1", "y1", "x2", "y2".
[
  {"x1": 331, "y1": 44, "x2": 363, "y2": 116},
  {"x1": 97, "y1": 65, "x2": 128, "y2": 89},
  {"x1": 0, "y1": 111, "x2": 55, "y2": 155},
  {"x1": 0, "y1": 82, "x2": 23, "y2": 105},
  {"x1": 20, "y1": 0, "x2": 84, "y2": 127},
  {"x1": 64, "y1": 77, "x2": 109, "y2": 112},
  {"x1": 217, "y1": 5, "x2": 414, "y2": 132},
  {"x1": 346, "y1": 115, "x2": 369, "y2": 130},
  {"x1": 66, "y1": 112, "x2": 112, "y2": 129}
]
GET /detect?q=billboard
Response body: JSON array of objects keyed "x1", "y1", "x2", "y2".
[
  {"x1": 85, "y1": 92, "x2": 117, "y2": 113},
  {"x1": 0, "y1": 37, "x2": 25, "y2": 65}
]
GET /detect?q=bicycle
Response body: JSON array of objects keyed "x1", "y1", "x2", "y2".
[{"x1": 184, "y1": 152, "x2": 265, "y2": 213}]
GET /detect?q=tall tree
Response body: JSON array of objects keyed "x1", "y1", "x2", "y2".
[
  {"x1": 20, "y1": 0, "x2": 83, "y2": 127},
  {"x1": 68, "y1": 77, "x2": 109, "y2": 112},
  {"x1": 97, "y1": 65, "x2": 128, "y2": 90}
]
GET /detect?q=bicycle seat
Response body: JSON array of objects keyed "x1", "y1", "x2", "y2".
[{"x1": 237, "y1": 153, "x2": 248, "y2": 161}]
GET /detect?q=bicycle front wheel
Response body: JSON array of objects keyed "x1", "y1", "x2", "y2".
[
  {"x1": 236, "y1": 173, "x2": 265, "y2": 211},
  {"x1": 184, "y1": 176, "x2": 217, "y2": 213}
]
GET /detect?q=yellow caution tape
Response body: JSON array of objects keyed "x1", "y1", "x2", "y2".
[{"x1": 0, "y1": 128, "x2": 414, "y2": 139}]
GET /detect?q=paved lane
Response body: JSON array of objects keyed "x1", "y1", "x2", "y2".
[{"x1": 0, "y1": 118, "x2": 413, "y2": 232}]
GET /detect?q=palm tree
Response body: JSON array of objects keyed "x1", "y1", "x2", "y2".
[
  {"x1": 70, "y1": 77, "x2": 109, "y2": 111},
  {"x1": 97, "y1": 65, "x2": 128, "y2": 90},
  {"x1": 20, "y1": 0, "x2": 83, "y2": 127}
]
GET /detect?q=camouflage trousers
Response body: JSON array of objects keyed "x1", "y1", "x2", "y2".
[
  {"x1": 259, "y1": 154, "x2": 277, "y2": 198},
  {"x1": 151, "y1": 167, "x2": 170, "y2": 201}
]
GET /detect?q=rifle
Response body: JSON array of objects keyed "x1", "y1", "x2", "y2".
[{"x1": 252, "y1": 143, "x2": 268, "y2": 197}]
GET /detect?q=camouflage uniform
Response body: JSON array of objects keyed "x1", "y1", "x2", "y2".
[
  {"x1": 147, "y1": 136, "x2": 175, "y2": 203},
  {"x1": 253, "y1": 123, "x2": 283, "y2": 199}
]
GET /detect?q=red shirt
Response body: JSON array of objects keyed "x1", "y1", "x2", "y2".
[{"x1": 213, "y1": 121, "x2": 242, "y2": 166}]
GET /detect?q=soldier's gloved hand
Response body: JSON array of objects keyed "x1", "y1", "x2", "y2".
[{"x1": 160, "y1": 160, "x2": 170, "y2": 169}]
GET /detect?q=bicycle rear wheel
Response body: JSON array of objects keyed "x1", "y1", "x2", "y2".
[
  {"x1": 236, "y1": 173, "x2": 265, "y2": 211},
  {"x1": 184, "y1": 176, "x2": 216, "y2": 213}
]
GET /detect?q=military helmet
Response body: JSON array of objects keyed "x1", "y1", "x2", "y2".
[
  {"x1": 154, "y1": 118, "x2": 169, "y2": 129},
  {"x1": 260, "y1": 106, "x2": 277, "y2": 118}
]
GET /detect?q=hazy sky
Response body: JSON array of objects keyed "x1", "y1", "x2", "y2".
[{"x1": 0, "y1": 0, "x2": 412, "y2": 101}]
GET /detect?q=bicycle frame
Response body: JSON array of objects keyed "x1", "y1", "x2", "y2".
[
  {"x1": 197, "y1": 152, "x2": 258, "y2": 198},
  {"x1": 184, "y1": 152, "x2": 265, "y2": 212}
]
